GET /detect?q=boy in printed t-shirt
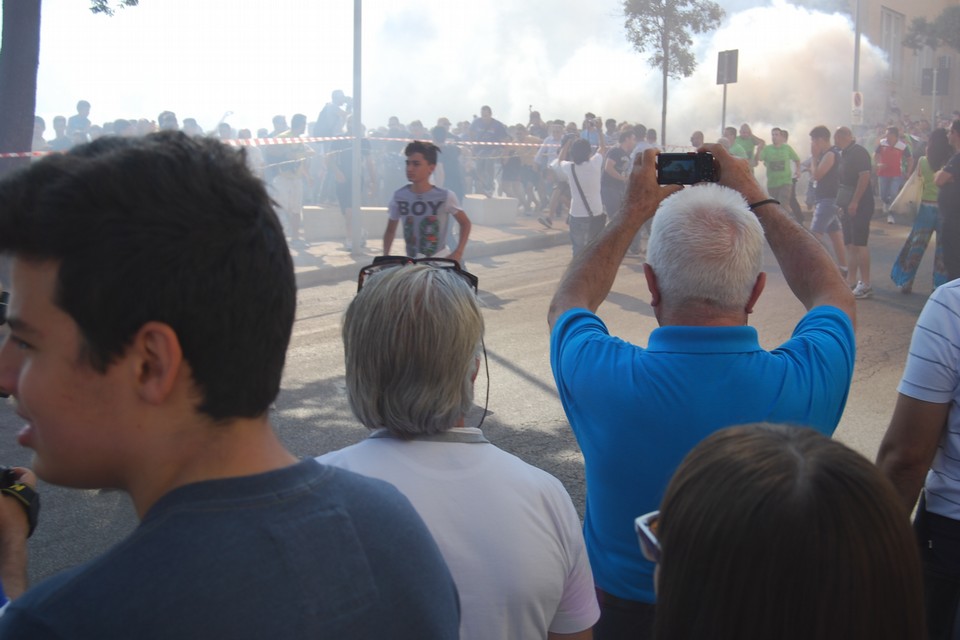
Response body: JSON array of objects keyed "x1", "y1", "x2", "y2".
[{"x1": 383, "y1": 141, "x2": 471, "y2": 263}]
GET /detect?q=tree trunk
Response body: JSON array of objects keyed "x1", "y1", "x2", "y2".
[{"x1": 0, "y1": 0, "x2": 42, "y2": 178}]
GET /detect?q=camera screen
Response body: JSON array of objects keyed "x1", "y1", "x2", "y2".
[{"x1": 657, "y1": 156, "x2": 698, "y2": 184}]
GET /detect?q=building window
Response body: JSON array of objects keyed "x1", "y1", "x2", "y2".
[{"x1": 880, "y1": 6, "x2": 905, "y2": 81}]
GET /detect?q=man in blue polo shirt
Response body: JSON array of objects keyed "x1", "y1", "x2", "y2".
[{"x1": 548, "y1": 144, "x2": 856, "y2": 640}]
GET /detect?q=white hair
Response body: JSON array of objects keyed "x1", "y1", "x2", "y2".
[{"x1": 646, "y1": 183, "x2": 764, "y2": 312}]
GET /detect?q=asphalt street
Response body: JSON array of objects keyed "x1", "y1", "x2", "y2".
[{"x1": 0, "y1": 216, "x2": 935, "y2": 586}]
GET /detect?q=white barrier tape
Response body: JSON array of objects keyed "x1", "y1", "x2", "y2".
[
  {"x1": 2, "y1": 137, "x2": 694, "y2": 159},
  {"x1": 0, "y1": 151, "x2": 53, "y2": 159}
]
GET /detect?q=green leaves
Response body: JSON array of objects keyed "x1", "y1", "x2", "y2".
[
  {"x1": 623, "y1": 0, "x2": 724, "y2": 79},
  {"x1": 903, "y1": 6, "x2": 960, "y2": 54},
  {"x1": 89, "y1": 0, "x2": 139, "y2": 17}
]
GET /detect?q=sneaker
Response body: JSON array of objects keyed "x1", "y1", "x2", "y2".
[
  {"x1": 887, "y1": 213, "x2": 896, "y2": 224},
  {"x1": 852, "y1": 281, "x2": 873, "y2": 299},
  {"x1": 538, "y1": 216, "x2": 553, "y2": 229}
]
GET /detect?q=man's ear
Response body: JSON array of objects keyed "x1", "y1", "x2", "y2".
[
  {"x1": 643, "y1": 263, "x2": 661, "y2": 308},
  {"x1": 129, "y1": 322, "x2": 183, "y2": 404},
  {"x1": 745, "y1": 272, "x2": 766, "y2": 314}
]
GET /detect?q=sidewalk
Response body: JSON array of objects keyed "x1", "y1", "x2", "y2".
[{"x1": 291, "y1": 214, "x2": 569, "y2": 288}]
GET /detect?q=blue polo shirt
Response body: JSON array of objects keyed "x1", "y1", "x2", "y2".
[{"x1": 550, "y1": 305, "x2": 855, "y2": 603}]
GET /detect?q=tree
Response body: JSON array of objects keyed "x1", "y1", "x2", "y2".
[
  {"x1": 0, "y1": 0, "x2": 41, "y2": 178},
  {"x1": 903, "y1": 6, "x2": 960, "y2": 54},
  {"x1": 623, "y1": 0, "x2": 723, "y2": 146},
  {"x1": 0, "y1": 0, "x2": 138, "y2": 178},
  {"x1": 90, "y1": 0, "x2": 139, "y2": 17}
]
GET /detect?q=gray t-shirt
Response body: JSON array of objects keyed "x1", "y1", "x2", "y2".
[{"x1": 388, "y1": 185, "x2": 460, "y2": 257}]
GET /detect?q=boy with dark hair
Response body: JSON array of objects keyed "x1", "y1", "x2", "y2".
[
  {"x1": 0, "y1": 132, "x2": 460, "y2": 638},
  {"x1": 383, "y1": 140, "x2": 472, "y2": 263}
]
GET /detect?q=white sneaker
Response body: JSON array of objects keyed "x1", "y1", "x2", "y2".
[
  {"x1": 887, "y1": 213, "x2": 896, "y2": 224},
  {"x1": 852, "y1": 281, "x2": 873, "y2": 299}
]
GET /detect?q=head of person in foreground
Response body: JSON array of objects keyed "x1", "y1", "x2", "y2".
[
  {"x1": 645, "y1": 183, "x2": 765, "y2": 324},
  {"x1": 651, "y1": 423, "x2": 924, "y2": 640},
  {"x1": 343, "y1": 263, "x2": 482, "y2": 438}
]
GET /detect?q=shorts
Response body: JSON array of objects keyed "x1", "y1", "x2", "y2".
[
  {"x1": 840, "y1": 196, "x2": 874, "y2": 246},
  {"x1": 811, "y1": 199, "x2": 841, "y2": 234}
]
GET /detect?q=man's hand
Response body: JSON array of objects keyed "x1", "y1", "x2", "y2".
[
  {"x1": 547, "y1": 149, "x2": 680, "y2": 329},
  {"x1": 703, "y1": 144, "x2": 854, "y2": 322},
  {"x1": 701, "y1": 143, "x2": 766, "y2": 204},
  {"x1": 620, "y1": 149, "x2": 683, "y2": 227}
]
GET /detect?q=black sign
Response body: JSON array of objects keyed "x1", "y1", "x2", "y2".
[{"x1": 717, "y1": 50, "x2": 739, "y2": 85}]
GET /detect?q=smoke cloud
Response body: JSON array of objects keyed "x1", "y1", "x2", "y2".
[{"x1": 17, "y1": 0, "x2": 889, "y2": 148}]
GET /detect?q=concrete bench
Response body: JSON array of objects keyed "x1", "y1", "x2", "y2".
[
  {"x1": 302, "y1": 206, "x2": 390, "y2": 241},
  {"x1": 462, "y1": 195, "x2": 519, "y2": 226}
]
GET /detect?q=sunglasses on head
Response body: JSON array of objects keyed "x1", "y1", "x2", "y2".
[
  {"x1": 635, "y1": 510, "x2": 661, "y2": 564},
  {"x1": 357, "y1": 256, "x2": 479, "y2": 293}
]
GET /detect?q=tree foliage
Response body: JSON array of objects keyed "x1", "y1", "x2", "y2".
[
  {"x1": 89, "y1": 0, "x2": 139, "y2": 16},
  {"x1": 624, "y1": 0, "x2": 724, "y2": 79},
  {"x1": 903, "y1": 6, "x2": 960, "y2": 54},
  {"x1": 623, "y1": 0, "x2": 723, "y2": 145}
]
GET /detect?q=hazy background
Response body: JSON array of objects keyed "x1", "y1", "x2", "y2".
[{"x1": 11, "y1": 0, "x2": 888, "y2": 147}]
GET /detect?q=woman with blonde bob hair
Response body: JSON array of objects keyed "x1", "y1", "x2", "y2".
[{"x1": 647, "y1": 423, "x2": 924, "y2": 640}]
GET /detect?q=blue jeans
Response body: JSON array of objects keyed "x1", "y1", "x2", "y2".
[
  {"x1": 570, "y1": 214, "x2": 605, "y2": 256},
  {"x1": 879, "y1": 175, "x2": 904, "y2": 207}
]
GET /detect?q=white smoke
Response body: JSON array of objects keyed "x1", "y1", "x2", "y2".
[{"x1": 19, "y1": 0, "x2": 889, "y2": 148}]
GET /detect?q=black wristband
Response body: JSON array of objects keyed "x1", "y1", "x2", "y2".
[
  {"x1": 0, "y1": 476, "x2": 40, "y2": 538},
  {"x1": 748, "y1": 198, "x2": 780, "y2": 211}
]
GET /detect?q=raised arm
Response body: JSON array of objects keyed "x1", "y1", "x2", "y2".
[
  {"x1": 547, "y1": 149, "x2": 681, "y2": 328},
  {"x1": 704, "y1": 143, "x2": 856, "y2": 326}
]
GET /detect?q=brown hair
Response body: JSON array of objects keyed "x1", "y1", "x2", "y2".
[{"x1": 654, "y1": 423, "x2": 925, "y2": 640}]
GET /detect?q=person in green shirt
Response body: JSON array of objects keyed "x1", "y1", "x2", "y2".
[
  {"x1": 737, "y1": 123, "x2": 765, "y2": 168},
  {"x1": 760, "y1": 128, "x2": 801, "y2": 219},
  {"x1": 723, "y1": 126, "x2": 749, "y2": 160}
]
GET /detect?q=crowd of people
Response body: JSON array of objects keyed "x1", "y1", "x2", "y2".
[{"x1": 1, "y1": 94, "x2": 960, "y2": 638}]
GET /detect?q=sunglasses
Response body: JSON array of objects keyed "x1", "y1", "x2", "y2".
[
  {"x1": 357, "y1": 256, "x2": 479, "y2": 293},
  {"x1": 635, "y1": 510, "x2": 661, "y2": 564}
]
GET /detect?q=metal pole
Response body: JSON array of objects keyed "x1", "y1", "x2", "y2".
[
  {"x1": 721, "y1": 83, "x2": 727, "y2": 136},
  {"x1": 853, "y1": 0, "x2": 861, "y2": 94},
  {"x1": 350, "y1": 0, "x2": 363, "y2": 255},
  {"x1": 932, "y1": 65, "x2": 938, "y2": 123}
]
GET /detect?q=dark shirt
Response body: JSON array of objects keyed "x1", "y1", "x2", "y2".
[
  {"x1": 0, "y1": 461, "x2": 461, "y2": 639},
  {"x1": 814, "y1": 147, "x2": 841, "y2": 199},
  {"x1": 469, "y1": 117, "x2": 508, "y2": 158},
  {"x1": 839, "y1": 142, "x2": 872, "y2": 188},
  {"x1": 938, "y1": 152, "x2": 960, "y2": 220},
  {"x1": 601, "y1": 147, "x2": 630, "y2": 194}
]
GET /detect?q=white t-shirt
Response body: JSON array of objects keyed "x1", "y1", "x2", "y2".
[
  {"x1": 551, "y1": 153, "x2": 604, "y2": 218},
  {"x1": 898, "y1": 279, "x2": 960, "y2": 519},
  {"x1": 318, "y1": 428, "x2": 599, "y2": 640}
]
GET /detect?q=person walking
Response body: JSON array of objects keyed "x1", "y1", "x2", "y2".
[
  {"x1": 890, "y1": 128, "x2": 952, "y2": 293},
  {"x1": 936, "y1": 119, "x2": 960, "y2": 280}
]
